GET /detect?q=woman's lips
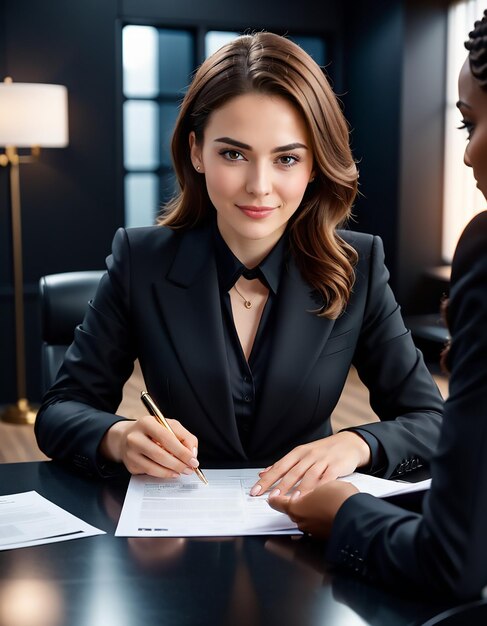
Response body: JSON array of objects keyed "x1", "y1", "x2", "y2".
[{"x1": 237, "y1": 205, "x2": 276, "y2": 219}]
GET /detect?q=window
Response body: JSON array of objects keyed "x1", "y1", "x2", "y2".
[
  {"x1": 122, "y1": 26, "x2": 327, "y2": 227},
  {"x1": 442, "y1": 0, "x2": 485, "y2": 261},
  {"x1": 205, "y1": 31, "x2": 239, "y2": 56},
  {"x1": 122, "y1": 26, "x2": 194, "y2": 227}
]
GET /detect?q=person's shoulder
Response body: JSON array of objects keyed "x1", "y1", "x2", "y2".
[
  {"x1": 337, "y1": 228, "x2": 376, "y2": 252},
  {"x1": 123, "y1": 224, "x2": 178, "y2": 245},
  {"x1": 451, "y1": 210, "x2": 487, "y2": 284},
  {"x1": 111, "y1": 225, "x2": 184, "y2": 257}
]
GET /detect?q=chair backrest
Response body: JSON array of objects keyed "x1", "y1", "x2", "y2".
[
  {"x1": 422, "y1": 599, "x2": 487, "y2": 625},
  {"x1": 39, "y1": 270, "x2": 105, "y2": 393}
]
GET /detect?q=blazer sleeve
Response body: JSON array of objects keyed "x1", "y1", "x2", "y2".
[
  {"x1": 326, "y1": 213, "x2": 487, "y2": 599},
  {"x1": 348, "y1": 234, "x2": 444, "y2": 478},
  {"x1": 35, "y1": 228, "x2": 136, "y2": 477}
]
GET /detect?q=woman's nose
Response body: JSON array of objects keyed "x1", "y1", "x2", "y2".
[
  {"x1": 464, "y1": 147, "x2": 472, "y2": 168},
  {"x1": 245, "y1": 162, "x2": 272, "y2": 196}
]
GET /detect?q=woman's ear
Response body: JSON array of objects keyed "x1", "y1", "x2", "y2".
[{"x1": 189, "y1": 131, "x2": 204, "y2": 173}]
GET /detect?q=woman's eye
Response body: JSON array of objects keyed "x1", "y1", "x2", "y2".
[
  {"x1": 221, "y1": 149, "x2": 244, "y2": 161},
  {"x1": 458, "y1": 119, "x2": 474, "y2": 139},
  {"x1": 277, "y1": 155, "x2": 299, "y2": 167}
]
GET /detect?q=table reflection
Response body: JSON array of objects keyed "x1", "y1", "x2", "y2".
[{"x1": 0, "y1": 462, "x2": 480, "y2": 626}]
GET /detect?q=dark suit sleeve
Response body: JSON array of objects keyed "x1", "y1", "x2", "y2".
[
  {"x1": 346, "y1": 235, "x2": 443, "y2": 478},
  {"x1": 326, "y1": 213, "x2": 487, "y2": 599},
  {"x1": 35, "y1": 228, "x2": 135, "y2": 477}
]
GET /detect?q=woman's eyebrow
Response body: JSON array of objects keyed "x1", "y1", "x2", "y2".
[
  {"x1": 214, "y1": 137, "x2": 308, "y2": 152},
  {"x1": 214, "y1": 137, "x2": 251, "y2": 150},
  {"x1": 271, "y1": 142, "x2": 308, "y2": 153}
]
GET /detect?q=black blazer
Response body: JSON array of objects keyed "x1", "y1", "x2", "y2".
[
  {"x1": 326, "y1": 211, "x2": 487, "y2": 599},
  {"x1": 35, "y1": 222, "x2": 443, "y2": 477}
]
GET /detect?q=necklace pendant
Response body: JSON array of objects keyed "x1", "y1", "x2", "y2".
[{"x1": 232, "y1": 284, "x2": 253, "y2": 309}]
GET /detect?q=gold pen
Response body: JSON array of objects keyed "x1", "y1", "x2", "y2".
[{"x1": 140, "y1": 390, "x2": 208, "y2": 485}]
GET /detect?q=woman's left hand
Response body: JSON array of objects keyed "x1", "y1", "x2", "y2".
[
  {"x1": 268, "y1": 480, "x2": 359, "y2": 538},
  {"x1": 250, "y1": 431, "x2": 370, "y2": 497}
]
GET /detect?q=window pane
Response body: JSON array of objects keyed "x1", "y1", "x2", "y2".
[
  {"x1": 125, "y1": 173, "x2": 159, "y2": 227},
  {"x1": 123, "y1": 26, "x2": 158, "y2": 98},
  {"x1": 291, "y1": 36, "x2": 326, "y2": 65},
  {"x1": 205, "y1": 31, "x2": 239, "y2": 57},
  {"x1": 159, "y1": 30, "x2": 194, "y2": 95},
  {"x1": 123, "y1": 100, "x2": 159, "y2": 169}
]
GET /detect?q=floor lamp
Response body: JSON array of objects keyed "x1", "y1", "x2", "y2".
[{"x1": 0, "y1": 77, "x2": 68, "y2": 424}]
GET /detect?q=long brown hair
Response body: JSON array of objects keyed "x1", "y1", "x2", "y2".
[{"x1": 159, "y1": 32, "x2": 359, "y2": 318}]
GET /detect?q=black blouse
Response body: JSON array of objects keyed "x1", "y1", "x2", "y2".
[
  {"x1": 213, "y1": 222, "x2": 383, "y2": 470},
  {"x1": 213, "y1": 223, "x2": 287, "y2": 450}
]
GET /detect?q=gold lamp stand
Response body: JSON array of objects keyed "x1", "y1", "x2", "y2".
[
  {"x1": 0, "y1": 77, "x2": 68, "y2": 424},
  {"x1": 1, "y1": 145, "x2": 38, "y2": 424}
]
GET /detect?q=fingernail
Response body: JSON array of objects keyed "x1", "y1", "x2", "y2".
[
  {"x1": 193, "y1": 447, "x2": 198, "y2": 458},
  {"x1": 259, "y1": 466, "x2": 271, "y2": 474},
  {"x1": 269, "y1": 488, "x2": 281, "y2": 498},
  {"x1": 291, "y1": 490, "x2": 301, "y2": 501},
  {"x1": 250, "y1": 484, "x2": 262, "y2": 496},
  {"x1": 182, "y1": 468, "x2": 194, "y2": 475},
  {"x1": 189, "y1": 458, "x2": 199, "y2": 468}
]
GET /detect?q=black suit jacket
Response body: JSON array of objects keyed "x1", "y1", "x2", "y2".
[
  {"x1": 326, "y1": 211, "x2": 487, "y2": 599},
  {"x1": 35, "y1": 222, "x2": 443, "y2": 477}
]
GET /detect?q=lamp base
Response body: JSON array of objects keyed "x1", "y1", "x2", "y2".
[{"x1": 1, "y1": 398, "x2": 38, "y2": 425}]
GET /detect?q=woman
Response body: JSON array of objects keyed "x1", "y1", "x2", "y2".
[
  {"x1": 35, "y1": 33, "x2": 442, "y2": 496},
  {"x1": 270, "y1": 14, "x2": 487, "y2": 598}
]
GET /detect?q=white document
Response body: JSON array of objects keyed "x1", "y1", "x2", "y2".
[
  {"x1": 338, "y1": 472, "x2": 431, "y2": 498},
  {"x1": 115, "y1": 468, "x2": 300, "y2": 537},
  {"x1": 0, "y1": 491, "x2": 105, "y2": 550}
]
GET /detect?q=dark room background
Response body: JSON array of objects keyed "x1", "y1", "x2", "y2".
[{"x1": 0, "y1": 0, "x2": 450, "y2": 404}]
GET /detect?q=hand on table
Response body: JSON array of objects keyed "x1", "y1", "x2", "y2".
[
  {"x1": 268, "y1": 480, "x2": 359, "y2": 538},
  {"x1": 100, "y1": 415, "x2": 200, "y2": 478},
  {"x1": 249, "y1": 431, "x2": 370, "y2": 497}
]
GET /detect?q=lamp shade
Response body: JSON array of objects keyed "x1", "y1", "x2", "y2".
[{"x1": 0, "y1": 82, "x2": 68, "y2": 147}]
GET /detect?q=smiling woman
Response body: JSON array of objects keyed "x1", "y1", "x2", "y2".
[
  {"x1": 189, "y1": 93, "x2": 314, "y2": 264},
  {"x1": 36, "y1": 33, "x2": 442, "y2": 507}
]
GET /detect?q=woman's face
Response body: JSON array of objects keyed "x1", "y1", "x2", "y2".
[
  {"x1": 458, "y1": 57, "x2": 487, "y2": 199},
  {"x1": 189, "y1": 92, "x2": 314, "y2": 261}
]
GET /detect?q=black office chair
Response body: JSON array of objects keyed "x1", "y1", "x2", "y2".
[
  {"x1": 404, "y1": 313, "x2": 450, "y2": 365},
  {"x1": 39, "y1": 270, "x2": 105, "y2": 393},
  {"x1": 421, "y1": 598, "x2": 487, "y2": 625}
]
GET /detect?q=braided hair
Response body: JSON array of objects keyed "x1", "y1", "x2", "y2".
[{"x1": 465, "y1": 9, "x2": 487, "y2": 89}]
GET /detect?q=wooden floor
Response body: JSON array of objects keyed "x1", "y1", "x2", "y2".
[{"x1": 0, "y1": 366, "x2": 448, "y2": 464}]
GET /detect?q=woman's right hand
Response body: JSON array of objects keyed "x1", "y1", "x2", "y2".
[{"x1": 100, "y1": 416, "x2": 200, "y2": 478}]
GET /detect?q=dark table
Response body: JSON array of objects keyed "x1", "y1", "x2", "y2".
[{"x1": 0, "y1": 461, "x2": 484, "y2": 626}]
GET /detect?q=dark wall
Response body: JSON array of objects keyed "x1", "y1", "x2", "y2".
[
  {"x1": 0, "y1": 0, "x2": 449, "y2": 404},
  {"x1": 121, "y1": 0, "x2": 342, "y2": 29},
  {"x1": 397, "y1": 1, "x2": 448, "y2": 312},
  {"x1": 342, "y1": 0, "x2": 403, "y2": 280},
  {"x1": 341, "y1": 0, "x2": 449, "y2": 312}
]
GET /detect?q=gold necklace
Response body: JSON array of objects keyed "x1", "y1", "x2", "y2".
[{"x1": 233, "y1": 284, "x2": 252, "y2": 309}]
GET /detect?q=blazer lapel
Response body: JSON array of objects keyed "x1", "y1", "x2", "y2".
[
  {"x1": 250, "y1": 259, "x2": 335, "y2": 455},
  {"x1": 152, "y1": 225, "x2": 246, "y2": 458}
]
